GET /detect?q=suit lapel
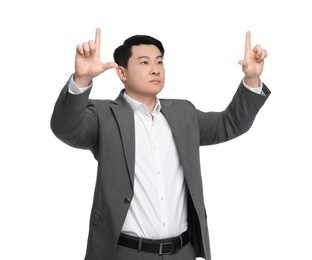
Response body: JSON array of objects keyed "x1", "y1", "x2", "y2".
[
  {"x1": 160, "y1": 100, "x2": 201, "y2": 191},
  {"x1": 110, "y1": 92, "x2": 135, "y2": 188}
]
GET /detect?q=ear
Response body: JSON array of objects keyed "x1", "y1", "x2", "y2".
[{"x1": 116, "y1": 66, "x2": 127, "y2": 82}]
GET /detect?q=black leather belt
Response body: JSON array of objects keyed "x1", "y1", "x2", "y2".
[{"x1": 117, "y1": 230, "x2": 189, "y2": 255}]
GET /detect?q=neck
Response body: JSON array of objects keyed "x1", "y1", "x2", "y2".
[{"x1": 125, "y1": 90, "x2": 157, "y2": 113}]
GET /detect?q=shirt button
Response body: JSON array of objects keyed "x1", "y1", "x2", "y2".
[{"x1": 124, "y1": 197, "x2": 131, "y2": 204}]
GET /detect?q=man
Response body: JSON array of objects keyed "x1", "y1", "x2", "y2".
[{"x1": 51, "y1": 28, "x2": 270, "y2": 260}]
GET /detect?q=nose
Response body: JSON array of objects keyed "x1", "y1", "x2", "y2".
[
  {"x1": 151, "y1": 68, "x2": 160, "y2": 75},
  {"x1": 150, "y1": 64, "x2": 160, "y2": 75}
]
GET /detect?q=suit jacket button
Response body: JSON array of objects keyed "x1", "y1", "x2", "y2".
[{"x1": 124, "y1": 197, "x2": 131, "y2": 204}]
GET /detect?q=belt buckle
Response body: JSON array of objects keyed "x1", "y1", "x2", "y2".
[{"x1": 159, "y1": 241, "x2": 175, "y2": 255}]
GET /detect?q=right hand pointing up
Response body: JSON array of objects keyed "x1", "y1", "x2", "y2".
[{"x1": 73, "y1": 28, "x2": 118, "y2": 87}]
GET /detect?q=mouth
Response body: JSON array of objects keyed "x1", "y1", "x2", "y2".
[{"x1": 149, "y1": 79, "x2": 161, "y2": 84}]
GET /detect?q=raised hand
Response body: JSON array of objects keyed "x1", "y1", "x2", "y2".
[
  {"x1": 74, "y1": 28, "x2": 118, "y2": 87},
  {"x1": 238, "y1": 31, "x2": 268, "y2": 87}
]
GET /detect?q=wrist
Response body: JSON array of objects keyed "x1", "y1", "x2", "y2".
[
  {"x1": 73, "y1": 73, "x2": 92, "y2": 88},
  {"x1": 243, "y1": 77, "x2": 260, "y2": 88}
]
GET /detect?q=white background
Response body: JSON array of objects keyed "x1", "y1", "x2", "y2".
[{"x1": 1, "y1": 0, "x2": 311, "y2": 259}]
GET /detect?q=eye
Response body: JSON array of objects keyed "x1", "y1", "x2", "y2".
[
  {"x1": 140, "y1": 61, "x2": 149, "y2": 65},
  {"x1": 158, "y1": 60, "x2": 163, "y2": 65}
]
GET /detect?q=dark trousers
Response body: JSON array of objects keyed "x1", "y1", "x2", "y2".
[{"x1": 113, "y1": 242, "x2": 196, "y2": 260}]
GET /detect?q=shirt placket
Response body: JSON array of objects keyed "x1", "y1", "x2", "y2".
[{"x1": 150, "y1": 115, "x2": 169, "y2": 238}]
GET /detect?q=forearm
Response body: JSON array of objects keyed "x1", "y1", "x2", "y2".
[
  {"x1": 50, "y1": 76, "x2": 97, "y2": 149},
  {"x1": 199, "y1": 81, "x2": 270, "y2": 145},
  {"x1": 223, "y1": 81, "x2": 270, "y2": 136}
]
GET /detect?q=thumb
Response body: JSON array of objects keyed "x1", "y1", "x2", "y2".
[
  {"x1": 101, "y1": 62, "x2": 119, "y2": 71},
  {"x1": 238, "y1": 59, "x2": 247, "y2": 67}
]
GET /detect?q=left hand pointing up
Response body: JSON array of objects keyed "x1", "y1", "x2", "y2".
[{"x1": 238, "y1": 31, "x2": 268, "y2": 87}]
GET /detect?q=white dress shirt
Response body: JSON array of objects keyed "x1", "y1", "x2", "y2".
[
  {"x1": 121, "y1": 93, "x2": 188, "y2": 239},
  {"x1": 68, "y1": 76, "x2": 264, "y2": 239}
]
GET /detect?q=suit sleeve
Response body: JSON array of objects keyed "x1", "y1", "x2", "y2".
[
  {"x1": 50, "y1": 77, "x2": 99, "y2": 155},
  {"x1": 198, "y1": 81, "x2": 271, "y2": 146}
]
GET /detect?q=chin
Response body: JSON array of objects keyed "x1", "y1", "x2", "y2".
[{"x1": 150, "y1": 87, "x2": 164, "y2": 96}]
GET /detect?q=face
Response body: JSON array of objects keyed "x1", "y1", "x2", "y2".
[{"x1": 119, "y1": 44, "x2": 165, "y2": 100}]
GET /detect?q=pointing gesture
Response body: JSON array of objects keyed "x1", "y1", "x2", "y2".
[
  {"x1": 238, "y1": 31, "x2": 268, "y2": 87},
  {"x1": 74, "y1": 28, "x2": 118, "y2": 87}
]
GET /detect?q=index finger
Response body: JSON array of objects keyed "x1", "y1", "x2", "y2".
[
  {"x1": 245, "y1": 31, "x2": 251, "y2": 51},
  {"x1": 95, "y1": 27, "x2": 101, "y2": 50}
]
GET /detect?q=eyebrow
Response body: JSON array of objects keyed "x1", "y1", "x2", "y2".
[{"x1": 137, "y1": 55, "x2": 163, "y2": 60}]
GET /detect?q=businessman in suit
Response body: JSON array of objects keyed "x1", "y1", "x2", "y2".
[{"x1": 51, "y1": 28, "x2": 270, "y2": 260}]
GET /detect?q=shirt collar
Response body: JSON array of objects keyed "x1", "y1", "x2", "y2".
[{"x1": 123, "y1": 92, "x2": 161, "y2": 115}]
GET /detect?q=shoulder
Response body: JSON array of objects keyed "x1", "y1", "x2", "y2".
[
  {"x1": 88, "y1": 98, "x2": 116, "y2": 108},
  {"x1": 160, "y1": 98, "x2": 196, "y2": 110},
  {"x1": 160, "y1": 98, "x2": 198, "y2": 123},
  {"x1": 85, "y1": 99, "x2": 117, "y2": 119}
]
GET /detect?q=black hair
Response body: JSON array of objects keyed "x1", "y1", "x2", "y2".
[{"x1": 113, "y1": 35, "x2": 165, "y2": 68}]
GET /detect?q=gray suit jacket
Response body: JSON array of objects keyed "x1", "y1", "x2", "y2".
[{"x1": 51, "y1": 79, "x2": 270, "y2": 260}]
